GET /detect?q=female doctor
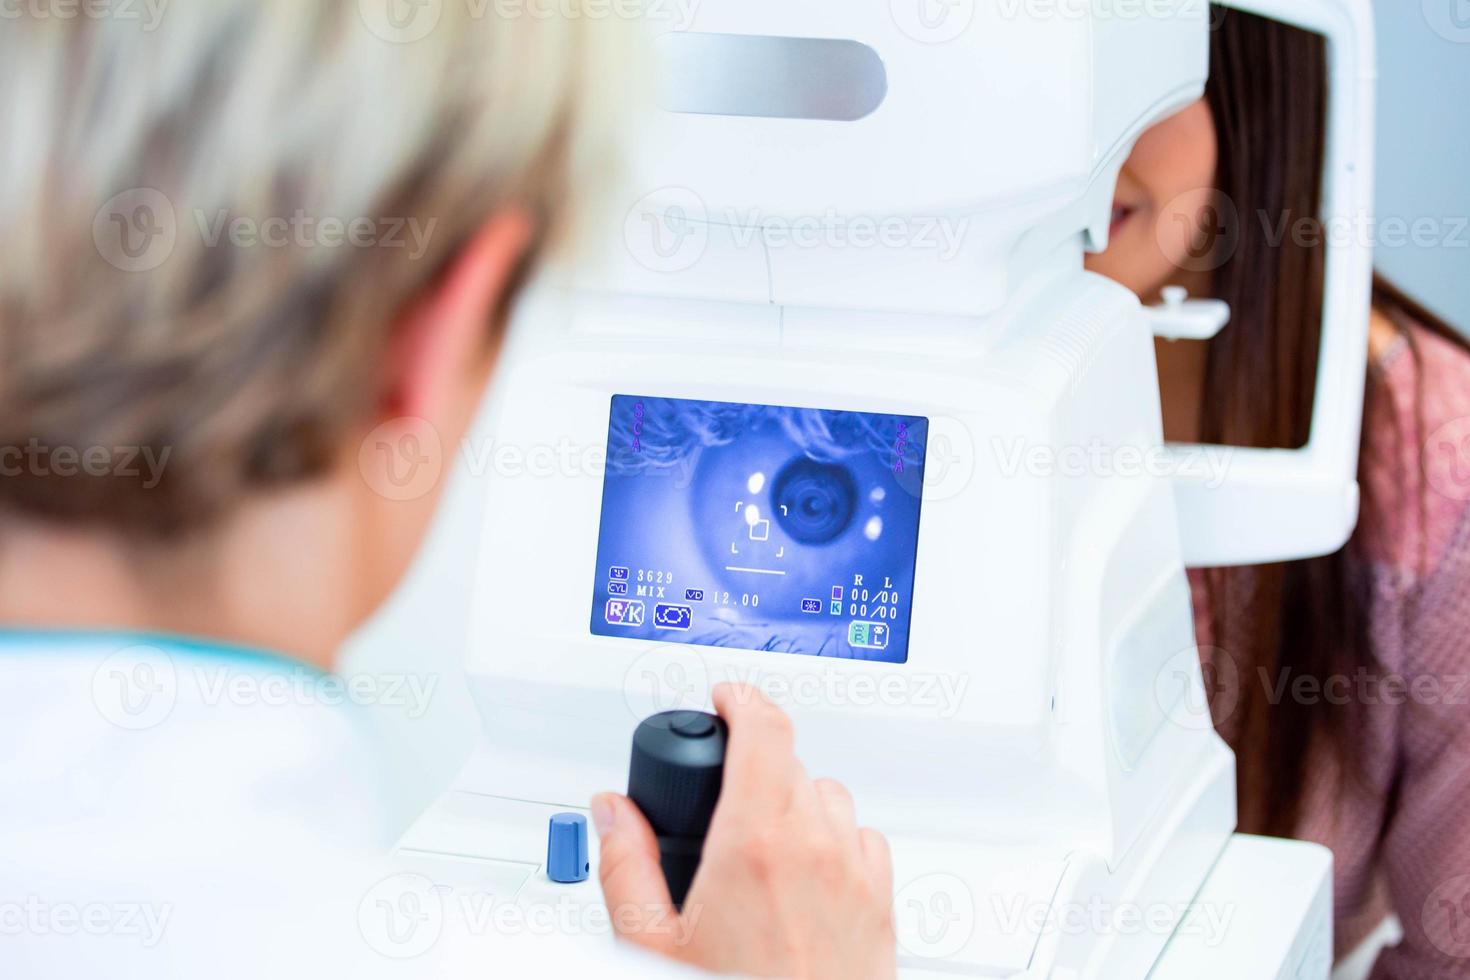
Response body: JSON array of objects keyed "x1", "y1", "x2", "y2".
[{"x1": 0, "y1": 5, "x2": 894, "y2": 979}]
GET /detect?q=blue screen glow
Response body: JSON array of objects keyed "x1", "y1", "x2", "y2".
[{"x1": 589, "y1": 395, "x2": 928, "y2": 664}]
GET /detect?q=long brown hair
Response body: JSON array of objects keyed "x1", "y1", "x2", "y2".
[{"x1": 1203, "y1": 7, "x2": 1467, "y2": 834}]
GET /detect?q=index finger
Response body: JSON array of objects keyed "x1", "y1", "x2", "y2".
[{"x1": 711, "y1": 683, "x2": 802, "y2": 811}]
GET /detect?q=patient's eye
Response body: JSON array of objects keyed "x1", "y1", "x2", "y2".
[
  {"x1": 771, "y1": 458, "x2": 858, "y2": 545},
  {"x1": 591, "y1": 397, "x2": 928, "y2": 663}
]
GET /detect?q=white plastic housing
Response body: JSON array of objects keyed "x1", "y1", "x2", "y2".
[{"x1": 586, "y1": 0, "x2": 1210, "y2": 318}]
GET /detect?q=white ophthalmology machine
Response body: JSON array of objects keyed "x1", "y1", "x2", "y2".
[{"x1": 396, "y1": 0, "x2": 1377, "y2": 976}]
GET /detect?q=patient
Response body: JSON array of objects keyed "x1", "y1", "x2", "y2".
[
  {"x1": 0, "y1": 5, "x2": 893, "y2": 979},
  {"x1": 1086, "y1": 8, "x2": 1470, "y2": 977}
]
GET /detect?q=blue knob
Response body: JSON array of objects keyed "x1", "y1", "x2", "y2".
[{"x1": 547, "y1": 812, "x2": 589, "y2": 883}]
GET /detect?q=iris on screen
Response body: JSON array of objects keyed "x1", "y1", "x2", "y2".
[{"x1": 589, "y1": 395, "x2": 928, "y2": 663}]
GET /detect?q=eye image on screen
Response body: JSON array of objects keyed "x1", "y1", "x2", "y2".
[{"x1": 589, "y1": 395, "x2": 928, "y2": 663}]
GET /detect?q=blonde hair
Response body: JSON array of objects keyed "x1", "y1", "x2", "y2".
[{"x1": 0, "y1": 1, "x2": 634, "y2": 534}]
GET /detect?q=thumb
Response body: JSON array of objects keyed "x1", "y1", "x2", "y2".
[{"x1": 592, "y1": 793, "x2": 678, "y2": 954}]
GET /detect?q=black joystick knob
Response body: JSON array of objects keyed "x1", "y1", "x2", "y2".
[{"x1": 627, "y1": 710, "x2": 728, "y2": 909}]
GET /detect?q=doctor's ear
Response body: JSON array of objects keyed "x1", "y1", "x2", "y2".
[{"x1": 378, "y1": 209, "x2": 538, "y2": 429}]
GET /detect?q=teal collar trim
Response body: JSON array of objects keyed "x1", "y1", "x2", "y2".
[{"x1": 0, "y1": 627, "x2": 322, "y2": 674}]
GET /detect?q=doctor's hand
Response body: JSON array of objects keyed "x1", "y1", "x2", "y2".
[{"x1": 592, "y1": 683, "x2": 896, "y2": 980}]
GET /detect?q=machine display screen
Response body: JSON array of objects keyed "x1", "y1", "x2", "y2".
[{"x1": 589, "y1": 395, "x2": 928, "y2": 663}]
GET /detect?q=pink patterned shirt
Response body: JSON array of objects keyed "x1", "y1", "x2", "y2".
[{"x1": 1190, "y1": 322, "x2": 1470, "y2": 978}]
